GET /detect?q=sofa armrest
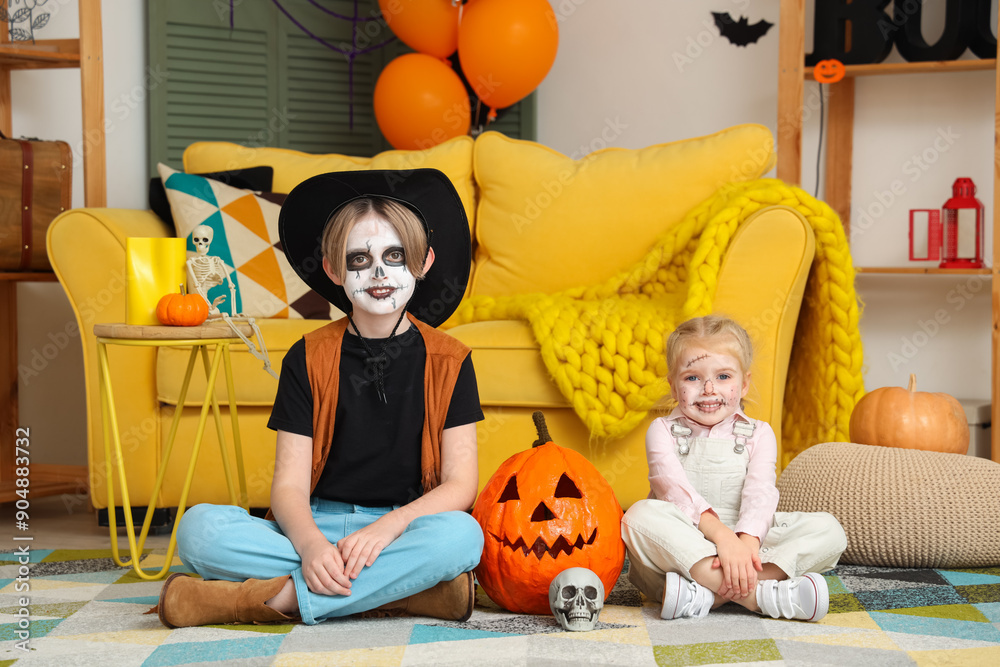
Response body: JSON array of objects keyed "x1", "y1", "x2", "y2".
[
  {"x1": 713, "y1": 205, "x2": 815, "y2": 459},
  {"x1": 47, "y1": 208, "x2": 173, "y2": 508}
]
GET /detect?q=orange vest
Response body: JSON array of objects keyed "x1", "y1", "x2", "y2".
[{"x1": 303, "y1": 313, "x2": 471, "y2": 498}]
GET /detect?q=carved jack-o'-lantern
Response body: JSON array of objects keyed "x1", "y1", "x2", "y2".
[{"x1": 472, "y1": 412, "x2": 625, "y2": 614}]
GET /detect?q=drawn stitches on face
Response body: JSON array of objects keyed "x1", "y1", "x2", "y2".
[{"x1": 472, "y1": 438, "x2": 626, "y2": 615}]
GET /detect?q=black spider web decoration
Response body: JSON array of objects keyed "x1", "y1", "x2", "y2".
[{"x1": 229, "y1": 0, "x2": 397, "y2": 130}]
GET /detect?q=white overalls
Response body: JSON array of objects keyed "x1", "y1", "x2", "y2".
[{"x1": 622, "y1": 420, "x2": 846, "y2": 603}]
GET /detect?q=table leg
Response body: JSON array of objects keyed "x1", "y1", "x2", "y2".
[
  {"x1": 198, "y1": 345, "x2": 238, "y2": 506},
  {"x1": 223, "y1": 342, "x2": 249, "y2": 509},
  {"x1": 121, "y1": 343, "x2": 228, "y2": 581},
  {"x1": 128, "y1": 346, "x2": 201, "y2": 563},
  {"x1": 97, "y1": 342, "x2": 139, "y2": 570}
]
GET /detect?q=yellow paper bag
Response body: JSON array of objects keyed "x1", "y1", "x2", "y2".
[{"x1": 125, "y1": 237, "x2": 187, "y2": 325}]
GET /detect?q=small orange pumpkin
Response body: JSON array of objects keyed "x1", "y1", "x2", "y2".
[
  {"x1": 849, "y1": 374, "x2": 969, "y2": 454},
  {"x1": 472, "y1": 412, "x2": 625, "y2": 615},
  {"x1": 813, "y1": 58, "x2": 846, "y2": 84},
  {"x1": 156, "y1": 285, "x2": 209, "y2": 327}
]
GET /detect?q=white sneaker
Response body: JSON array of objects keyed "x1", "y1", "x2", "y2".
[
  {"x1": 756, "y1": 572, "x2": 829, "y2": 622},
  {"x1": 661, "y1": 572, "x2": 714, "y2": 620}
]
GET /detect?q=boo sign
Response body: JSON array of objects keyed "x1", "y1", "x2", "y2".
[{"x1": 806, "y1": 0, "x2": 996, "y2": 66}]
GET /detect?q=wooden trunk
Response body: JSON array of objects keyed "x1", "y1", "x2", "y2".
[{"x1": 0, "y1": 133, "x2": 72, "y2": 271}]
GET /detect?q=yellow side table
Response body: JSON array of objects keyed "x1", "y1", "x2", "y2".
[{"x1": 95, "y1": 321, "x2": 252, "y2": 580}]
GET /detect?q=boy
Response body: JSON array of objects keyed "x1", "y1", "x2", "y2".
[{"x1": 156, "y1": 169, "x2": 485, "y2": 627}]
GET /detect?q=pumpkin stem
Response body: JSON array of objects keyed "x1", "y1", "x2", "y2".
[
  {"x1": 531, "y1": 411, "x2": 551, "y2": 448},
  {"x1": 907, "y1": 373, "x2": 916, "y2": 392},
  {"x1": 180, "y1": 283, "x2": 186, "y2": 296}
]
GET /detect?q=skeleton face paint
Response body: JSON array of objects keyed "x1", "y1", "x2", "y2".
[
  {"x1": 341, "y1": 216, "x2": 415, "y2": 317},
  {"x1": 192, "y1": 225, "x2": 213, "y2": 256},
  {"x1": 548, "y1": 567, "x2": 605, "y2": 632},
  {"x1": 671, "y1": 345, "x2": 748, "y2": 428}
]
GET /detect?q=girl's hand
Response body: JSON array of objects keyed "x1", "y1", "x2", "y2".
[
  {"x1": 712, "y1": 532, "x2": 760, "y2": 600},
  {"x1": 338, "y1": 513, "x2": 406, "y2": 580},
  {"x1": 298, "y1": 538, "x2": 352, "y2": 596}
]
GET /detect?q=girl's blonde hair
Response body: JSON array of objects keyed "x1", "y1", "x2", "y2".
[
  {"x1": 666, "y1": 315, "x2": 754, "y2": 381},
  {"x1": 321, "y1": 197, "x2": 429, "y2": 281}
]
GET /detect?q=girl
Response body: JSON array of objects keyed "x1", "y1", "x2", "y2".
[
  {"x1": 622, "y1": 315, "x2": 846, "y2": 621},
  {"x1": 156, "y1": 169, "x2": 484, "y2": 627}
]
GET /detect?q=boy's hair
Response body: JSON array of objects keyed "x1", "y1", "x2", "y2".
[
  {"x1": 321, "y1": 197, "x2": 429, "y2": 281},
  {"x1": 666, "y1": 315, "x2": 754, "y2": 379}
]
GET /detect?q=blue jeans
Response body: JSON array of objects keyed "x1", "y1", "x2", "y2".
[{"x1": 176, "y1": 499, "x2": 484, "y2": 624}]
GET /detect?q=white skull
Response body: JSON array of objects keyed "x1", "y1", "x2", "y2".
[
  {"x1": 192, "y1": 225, "x2": 214, "y2": 256},
  {"x1": 548, "y1": 567, "x2": 605, "y2": 632}
]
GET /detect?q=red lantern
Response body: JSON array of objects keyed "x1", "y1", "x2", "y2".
[
  {"x1": 908, "y1": 177, "x2": 985, "y2": 269},
  {"x1": 941, "y1": 178, "x2": 984, "y2": 269}
]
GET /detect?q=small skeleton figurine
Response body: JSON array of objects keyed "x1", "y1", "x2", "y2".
[
  {"x1": 185, "y1": 224, "x2": 277, "y2": 380},
  {"x1": 186, "y1": 224, "x2": 237, "y2": 317},
  {"x1": 548, "y1": 567, "x2": 605, "y2": 632}
]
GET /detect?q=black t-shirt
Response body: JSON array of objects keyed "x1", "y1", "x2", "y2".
[{"x1": 267, "y1": 326, "x2": 484, "y2": 506}]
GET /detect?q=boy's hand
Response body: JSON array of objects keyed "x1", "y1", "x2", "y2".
[
  {"x1": 339, "y1": 513, "x2": 406, "y2": 579},
  {"x1": 299, "y1": 539, "x2": 352, "y2": 596},
  {"x1": 712, "y1": 532, "x2": 762, "y2": 600}
]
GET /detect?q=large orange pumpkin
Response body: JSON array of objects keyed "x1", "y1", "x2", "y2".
[
  {"x1": 849, "y1": 374, "x2": 969, "y2": 454},
  {"x1": 156, "y1": 286, "x2": 209, "y2": 327},
  {"x1": 472, "y1": 412, "x2": 625, "y2": 614}
]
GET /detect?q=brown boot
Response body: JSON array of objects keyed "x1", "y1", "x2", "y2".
[
  {"x1": 361, "y1": 572, "x2": 475, "y2": 622},
  {"x1": 156, "y1": 573, "x2": 298, "y2": 628}
]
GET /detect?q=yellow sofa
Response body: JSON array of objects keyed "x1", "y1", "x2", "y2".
[{"x1": 48, "y1": 124, "x2": 815, "y2": 513}]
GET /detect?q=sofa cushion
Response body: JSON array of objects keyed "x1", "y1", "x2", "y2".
[
  {"x1": 156, "y1": 318, "x2": 330, "y2": 407},
  {"x1": 158, "y1": 164, "x2": 336, "y2": 320},
  {"x1": 181, "y1": 135, "x2": 477, "y2": 238},
  {"x1": 449, "y1": 321, "x2": 568, "y2": 408},
  {"x1": 149, "y1": 166, "x2": 274, "y2": 227},
  {"x1": 470, "y1": 125, "x2": 776, "y2": 298}
]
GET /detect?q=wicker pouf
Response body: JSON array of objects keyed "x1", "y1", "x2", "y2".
[{"x1": 776, "y1": 442, "x2": 1000, "y2": 568}]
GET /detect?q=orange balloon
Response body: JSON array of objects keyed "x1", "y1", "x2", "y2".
[
  {"x1": 458, "y1": 0, "x2": 559, "y2": 110},
  {"x1": 378, "y1": 0, "x2": 460, "y2": 58},
  {"x1": 374, "y1": 53, "x2": 471, "y2": 150}
]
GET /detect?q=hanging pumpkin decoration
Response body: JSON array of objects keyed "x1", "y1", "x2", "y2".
[
  {"x1": 472, "y1": 411, "x2": 625, "y2": 615},
  {"x1": 849, "y1": 373, "x2": 969, "y2": 454},
  {"x1": 156, "y1": 284, "x2": 209, "y2": 327},
  {"x1": 812, "y1": 58, "x2": 846, "y2": 84}
]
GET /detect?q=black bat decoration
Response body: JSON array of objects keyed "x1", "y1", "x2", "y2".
[{"x1": 712, "y1": 12, "x2": 774, "y2": 47}]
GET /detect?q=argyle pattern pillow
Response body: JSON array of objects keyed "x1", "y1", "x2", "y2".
[{"x1": 157, "y1": 163, "x2": 334, "y2": 319}]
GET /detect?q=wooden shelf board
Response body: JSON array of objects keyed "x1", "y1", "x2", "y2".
[
  {"x1": 856, "y1": 266, "x2": 993, "y2": 275},
  {"x1": 0, "y1": 40, "x2": 81, "y2": 69},
  {"x1": 0, "y1": 479, "x2": 84, "y2": 504},
  {"x1": 0, "y1": 464, "x2": 87, "y2": 504},
  {"x1": 806, "y1": 59, "x2": 996, "y2": 80},
  {"x1": 0, "y1": 272, "x2": 58, "y2": 282}
]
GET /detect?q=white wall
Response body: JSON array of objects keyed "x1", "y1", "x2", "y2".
[
  {"x1": 536, "y1": 0, "x2": 995, "y2": 405},
  {"x1": 12, "y1": 0, "x2": 997, "y2": 466}
]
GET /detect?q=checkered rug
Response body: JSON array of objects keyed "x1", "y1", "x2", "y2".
[{"x1": 2, "y1": 549, "x2": 999, "y2": 666}]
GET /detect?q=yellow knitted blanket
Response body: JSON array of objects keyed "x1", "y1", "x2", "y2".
[{"x1": 444, "y1": 179, "x2": 865, "y2": 467}]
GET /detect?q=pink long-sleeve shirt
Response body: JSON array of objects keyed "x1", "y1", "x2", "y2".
[{"x1": 645, "y1": 407, "x2": 780, "y2": 541}]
